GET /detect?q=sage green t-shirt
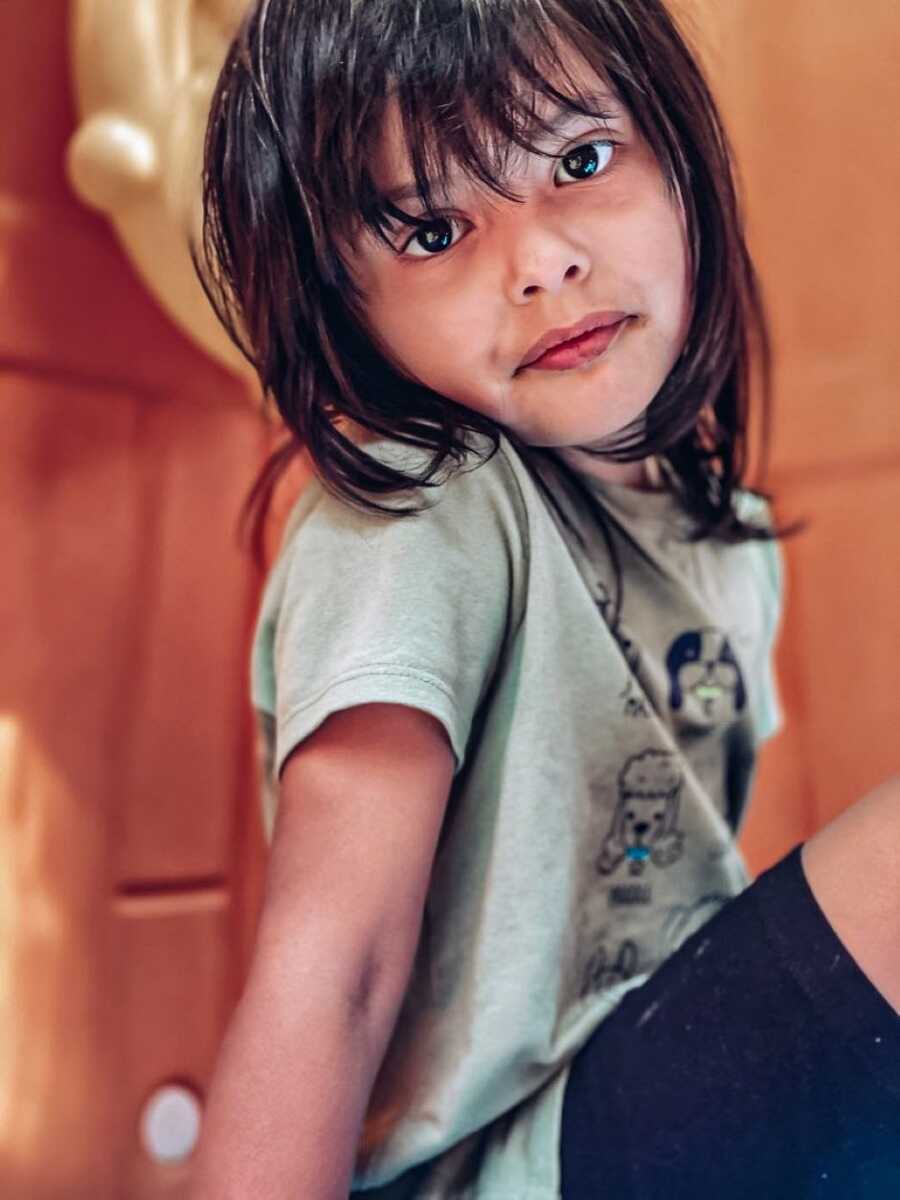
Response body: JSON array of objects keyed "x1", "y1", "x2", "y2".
[{"x1": 249, "y1": 434, "x2": 783, "y2": 1199}]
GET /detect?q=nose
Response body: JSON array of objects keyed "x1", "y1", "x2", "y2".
[
  {"x1": 633, "y1": 822, "x2": 650, "y2": 836},
  {"x1": 503, "y1": 209, "x2": 592, "y2": 303}
]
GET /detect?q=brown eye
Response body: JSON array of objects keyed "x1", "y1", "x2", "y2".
[
  {"x1": 401, "y1": 216, "x2": 462, "y2": 258},
  {"x1": 554, "y1": 139, "x2": 615, "y2": 185}
]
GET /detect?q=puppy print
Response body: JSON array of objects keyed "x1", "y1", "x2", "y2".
[
  {"x1": 597, "y1": 749, "x2": 686, "y2": 877},
  {"x1": 666, "y1": 627, "x2": 746, "y2": 722},
  {"x1": 580, "y1": 937, "x2": 640, "y2": 999}
]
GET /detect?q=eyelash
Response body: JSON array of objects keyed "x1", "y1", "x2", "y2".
[{"x1": 394, "y1": 137, "x2": 621, "y2": 260}]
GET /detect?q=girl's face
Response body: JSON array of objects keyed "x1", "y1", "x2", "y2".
[{"x1": 350, "y1": 51, "x2": 692, "y2": 473}]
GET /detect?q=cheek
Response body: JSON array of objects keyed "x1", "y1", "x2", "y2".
[
  {"x1": 381, "y1": 276, "x2": 489, "y2": 365},
  {"x1": 359, "y1": 275, "x2": 433, "y2": 376},
  {"x1": 647, "y1": 205, "x2": 691, "y2": 320},
  {"x1": 373, "y1": 299, "x2": 420, "y2": 357},
  {"x1": 662, "y1": 206, "x2": 693, "y2": 339},
  {"x1": 363, "y1": 278, "x2": 475, "y2": 396},
  {"x1": 347, "y1": 248, "x2": 417, "y2": 342}
]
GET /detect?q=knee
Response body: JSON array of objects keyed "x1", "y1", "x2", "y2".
[
  {"x1": 801, "y1": 772, "x2": 900, "y2": 921},
  {"x1": 803, "y1": 773, "x2": 900, "y2": 877},
  {"x1": 801, "y1": 774, "x2": 900, "y2": 929},
  {"x1": 854, "y1": 772, "x2": 900, "y2": 812},
  {"x1": 800, "y1": 773, "x2": 900, "y2": 1008}
]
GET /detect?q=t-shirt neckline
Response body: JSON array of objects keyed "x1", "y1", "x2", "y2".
[{"x1": 549, "y1": 448, "x2": 683, "y2": 523}]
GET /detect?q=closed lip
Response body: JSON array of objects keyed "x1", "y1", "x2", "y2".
[{"x1": 518, "y1": 310, "x2": 631, "y2": 369}]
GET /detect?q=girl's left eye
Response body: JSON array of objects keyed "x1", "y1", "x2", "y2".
[
  {"x1": 398, "y1": 216, "x2": 466, "y2": 260},
  {"x1": 554, "y1": 139, "x2": 616, "y2": 185}
]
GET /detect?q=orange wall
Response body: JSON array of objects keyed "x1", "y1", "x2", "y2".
[
  {"x1": 705, "y1": 0, "x2": 900, "y2": 868},
  {"x1": 0, "y1": 3, "x2": 280, "y2": 1195}
]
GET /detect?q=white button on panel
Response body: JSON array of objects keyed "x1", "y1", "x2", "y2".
[{"x1": 139, "y1": 1084, "x2": 202, "y2": 1163}]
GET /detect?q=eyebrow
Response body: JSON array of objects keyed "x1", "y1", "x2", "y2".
[{"x1": 379, "y1": 92, "x2": 620, "y2": 208}]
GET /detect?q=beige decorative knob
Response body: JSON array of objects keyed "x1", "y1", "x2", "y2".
[{"x1": 66, "y1": 0, "x2": 257, "y2": 381}]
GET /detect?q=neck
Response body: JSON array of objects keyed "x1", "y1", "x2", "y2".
[{"x1": 557, "y1": 447, "x2": 662, "y2": 491}]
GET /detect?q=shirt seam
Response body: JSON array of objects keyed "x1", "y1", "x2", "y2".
[{"x1": 279, "y1": 662, "x2": 460, "y2": 727}]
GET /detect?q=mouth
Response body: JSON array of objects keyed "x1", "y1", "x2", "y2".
[{"x1": 517, "y1": 310, "x2": 632, "y2": 373}]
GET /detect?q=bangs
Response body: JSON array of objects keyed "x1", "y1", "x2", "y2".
[
  {"x1": 266, "y1": 1, "x2": 641, "y2": 258},
  {"x1": 355, "y1": 28, "x2": 621, "y2": 243}
]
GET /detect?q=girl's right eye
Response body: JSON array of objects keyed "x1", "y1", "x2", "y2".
[{"x1": 396, "y1": 216, "x2": 466, "y2": 259}]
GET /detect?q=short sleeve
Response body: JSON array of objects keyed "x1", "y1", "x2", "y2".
[
  {"x1": 753, "y1": 519, "x2": 786, "y2": 743},
  {"x1": 732, "y1": 490, "x2": 785, "y2": 743},
  {"x1": 264, "y1": 447, "x2": 528, "y2": 785}
]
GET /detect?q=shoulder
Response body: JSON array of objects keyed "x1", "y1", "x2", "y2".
[
  {"x1": 732, "y1": 488, "x2": 774, "y2": 531},
  {"x1": 731, "y1": 488, "x2": 785, "y2": 617},
  {"x1": 254, "y1": 435, "x2": 537, "y2": 650},
  {"x1": 277, "y1": 433, "x2": 531, "y2": 568},
  {"x1": 252, "y1": 436, "x2": 533, "y2": 778}
]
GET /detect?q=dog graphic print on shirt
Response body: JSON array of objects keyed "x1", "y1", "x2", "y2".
[{"x1": 596, "y1": 749, "x2": 686, "y2": 878}]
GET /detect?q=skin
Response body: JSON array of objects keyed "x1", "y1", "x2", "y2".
[{"x1": 349, "y1": 46, "x2": 692, "y2": 487}]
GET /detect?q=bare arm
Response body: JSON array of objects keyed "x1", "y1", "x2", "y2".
[{"x1": 189, "y1": 703, "x2": 455, "y2": 1200}]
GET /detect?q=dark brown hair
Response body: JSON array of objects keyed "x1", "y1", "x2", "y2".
[{"x1": 196, "y1": 0, "x2": 777, "y2": 561}]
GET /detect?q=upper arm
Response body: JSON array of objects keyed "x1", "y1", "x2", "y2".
[
  {"x1": 264, "y1": 448, "x2": 525, "y2": 785},
  {"x1": 253, "y1": 702, "x2": 455, "y2": 1010}
]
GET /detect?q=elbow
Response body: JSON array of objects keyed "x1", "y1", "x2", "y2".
[
  {"x1": 345, "y1": 937, "x2": 415, "y2": 1049},
  {"x1": 249, "y1": 916, "x2": 417, "y2": 1054}
]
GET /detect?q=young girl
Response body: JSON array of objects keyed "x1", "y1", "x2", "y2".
[{"x1": 190, "y1": 2, "x2": 900, "y2": 1196}]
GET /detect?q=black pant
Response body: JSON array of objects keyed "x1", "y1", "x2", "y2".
[{"x1": 560, "y1": 845, "x2": 900, "y2": 1199}]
